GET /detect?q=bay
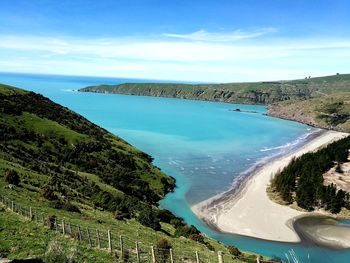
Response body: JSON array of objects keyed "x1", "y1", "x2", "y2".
[{"x1": 1, "y1": 72, "x2": 349, "y2": 263}]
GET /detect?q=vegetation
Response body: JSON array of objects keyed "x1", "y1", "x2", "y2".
[
  {"x1": 268, "y1": 92, "x2": 350, "y2": 132},
  {"x1": 0, "y1": 84, "x2": 176, "y2": 226},
  {"x1": 271, "y1": 136, "x2": 350, "y2": 213},
  {"x1": 0, "y1": 84, "x2": 272, "y2": 262},
  {"x1": 4, "y1": 169, "x2": 20, "y2": 185},
  {"x1": 80, "y1": 73, "x2": 350, "y2": 132}
]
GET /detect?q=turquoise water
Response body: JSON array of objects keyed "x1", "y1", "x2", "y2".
[{"x1": 1, "y1": 72, "x2": 350, "y2": 263}]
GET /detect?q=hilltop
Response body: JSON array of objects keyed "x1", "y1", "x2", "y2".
[
  {"x1": 0, "y1": 84, "x2": 271, "y2": 262},
  {"x1": 80, "y1": 74, "x2": 350, "y2": 132}
]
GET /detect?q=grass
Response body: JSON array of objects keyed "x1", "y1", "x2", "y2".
[
  {"x1": 0, "y1": 84, "x2": 28, "y2": 95},
  {"x1": 0, "y1": 159, "x2": 267, "y2": 263},
  {"x1": 17, "y1": 112, "x2": 88, "y2": 145},
  {"x1": 268, "y1": 93, "x2": 350, "y2": 132},
  {"x1": 0, "y1": 83, "x2": 278, "y2": 262},
  {"x1": 80, "y1": 73, "x2": 350, "y2": 105},
  {"x1": 0, "y1": 205, "x2": 116, "y2": 262}
]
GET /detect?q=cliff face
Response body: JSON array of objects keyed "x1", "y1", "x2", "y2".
[{"x1": 80, "y1": 82, "x2": 316, "y2": 104}]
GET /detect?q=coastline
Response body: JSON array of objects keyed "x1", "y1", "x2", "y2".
[{"x1": 192, "y1": 130, "x2": 348, "y2": 243}]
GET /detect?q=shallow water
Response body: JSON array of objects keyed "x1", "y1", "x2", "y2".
[{"x1": 1, "y1": 72, "x2": 350, "y2": 262}]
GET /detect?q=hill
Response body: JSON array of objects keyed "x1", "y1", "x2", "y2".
[
  {"x1": 79, "y1": 74, "x2": 350, "y2": 132},
  {"x1": 0, "y1": 84, "x2": 272, "y2": 262},
  {"x1": 268, "y1": 93, "x2": 350, "y2": 132}
]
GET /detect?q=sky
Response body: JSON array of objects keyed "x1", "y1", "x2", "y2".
[{"x1": 0, "y1": 0, "x2": 350, "y2": 82}]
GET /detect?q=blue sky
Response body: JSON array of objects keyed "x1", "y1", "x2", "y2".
[{"x1": 0, "y1": 0, "x2": 349, "y2": 82}]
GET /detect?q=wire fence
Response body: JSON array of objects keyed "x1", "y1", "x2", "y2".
[{"x1": 0, "y1": 194, "x2": 279, "y2": 263}]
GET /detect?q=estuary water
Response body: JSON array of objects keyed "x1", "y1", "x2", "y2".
[{"x1": 1, "y1": 72, "x2": 350, "y2": 263}]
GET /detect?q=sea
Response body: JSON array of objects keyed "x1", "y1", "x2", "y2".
[{"x1": 1, "y1": 72, "x2": 350, "y2": 263}]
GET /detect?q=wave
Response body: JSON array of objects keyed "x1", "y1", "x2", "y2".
[
  {"x1": 229, "y1": 128, "x2": 324, "y2": 193},
  {"x1": 259, "y1": 129, "x2": 322, "y2": 153}
]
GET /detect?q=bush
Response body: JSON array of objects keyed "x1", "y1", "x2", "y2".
[
  {"x1": 157, "y1": 209, "x2": 177, "y2": 223},
  {"x1": 174, "y1": 225, "x2": 200, "y2": 238},
  {"x1": 4, "y1": 169, "x2": 20, "y2": 186},
  {"x1": 41, "y1": 186, "x2": 58, "y2": 201},
  {"x1": 227, "y1": 246, "x2": 242, "y2": 257},
  {"x1": 189, "y1": 233, "x2": 204, "y2": 243},
  {"x1": 47, "y1": 215, "x2": 57, "y2": 230},
  {"x1": 155, "y1": 238, "x2": 172, "y2": 263},
  {"x1": 137, "y1": 207, "x2": 161, "y2": 231},
  {"x1": 335, "y1": 163, "x2": 344, "y2": 173},
  {"x1": 169, "y1": 218, "x2": 184, "y2": 228},
  {"x1": 44, "y1": 240, "x2": 78, "y2": 263}
]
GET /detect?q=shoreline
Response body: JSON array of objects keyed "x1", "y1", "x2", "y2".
[{"x1": 192, "y1": 130, "x2": 349, "y2": 243}]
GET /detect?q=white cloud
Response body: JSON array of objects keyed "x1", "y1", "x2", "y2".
[
  {"x1": 163, "y1": 28, "x2": 277, "y2": 42},
  {"x1": 0, "y1": 34, "x2": 349, "y2": 82}
]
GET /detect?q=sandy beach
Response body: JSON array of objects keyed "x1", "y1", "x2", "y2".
[{"x1": 193, "y1": 130, "x2": 348, "y2": 242}]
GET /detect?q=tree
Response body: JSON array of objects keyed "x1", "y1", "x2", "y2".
[{"x1": 4, "y1": 169, "x2": 20, "y2": 186}]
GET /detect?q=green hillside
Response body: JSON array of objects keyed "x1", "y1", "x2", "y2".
[
  {"x1": 80, "y1": 74, "x2": 350, "y2": 132},
  {"x1": 268, "y1": 93, "x2": 350, "y2": 132},
  {"x1": 80, "y1": 74, "x2": 350, "y2": 104},
  {"x1": 0, "y1": 84, "x2": 274, "y2": 262}
]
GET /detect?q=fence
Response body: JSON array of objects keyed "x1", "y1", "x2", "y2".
[{"x1": 0, "y1": 195, "x2": 276, "y2": 263}]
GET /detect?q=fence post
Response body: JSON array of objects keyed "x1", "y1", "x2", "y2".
[
  {"x1": 196, "y1": 251, "x2": 200, "y2": 263},
  {"x1": 170, "y1": 248, "x2": 174, "y2": 263},
  {"x1": 136, "y1": 241, "x2": 141, "y2": 263},
  {"x1": 77, "y1": 225, "x2": 82, "y2": 241},
  {"x1": 107, "y1": 230, "x2": 112, "y2": 253},
  {"x1": 29, "y1": 207, "x2": 32, "y2": 220},
  {"x1": 151, "y1": 246, "x2": 156, "y2": 263},
  {"x1": 55, "y1": 218, "x2": 58, "y2": 233},
  {"x1": 119, "y1": 235, "x2": 124, "y2": 258},
  {"x1": 67, "y1": 223, "x2": 71, "y2": 235},
  {"x1": 96, "y1": 229, "x2": 101, "y2": 248},
  {"x1": 11, "y1": 201, "x2": 14, "y2": 211},
  {"x1": 256, "y1": 256, "x2": 260, "y2": 263},
  {"x1": 87, "y1": 228, "x2": 92, "y2": 247},
  {"x1": 62, "y1": 219, "x2": 66, "y2": 235},
  {"x1": 218, "y1": 251, "x2": 224, "y2": 263}
]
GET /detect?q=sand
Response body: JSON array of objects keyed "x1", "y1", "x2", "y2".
[{"x1": 192, "y1": 130, "x2": 348, "y2": 242}]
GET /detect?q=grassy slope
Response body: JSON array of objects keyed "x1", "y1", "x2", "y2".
[
  {"x1": 0, "y1": 84, "x2": 268, "y2": 262},
  {"x1": 268, "y1": 93, "x2": 350, "y2": 132},
  {"x1": 80, "y1": 74, "x2": 350, "y2": 104},
  {"x1": 80, "y1": 74, "x2": 350, "y2": 132}
]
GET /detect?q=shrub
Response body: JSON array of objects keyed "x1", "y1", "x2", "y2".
[
  {"x1": 189, "y1": 233, "x2": 204, "y2": 243},
  {"x1": 227, "y1": 246, "x2": 242, "y2": 257},
  {"x1": 44, "y1": 240, "x2": 78, "y2": 263},
  {"x1": 137, "y1": 207, "x2": 161, "y2": 231},
  {"x1": 41, "y1": 186, "x2": 58, "y2": 201},
  {"x1": 169, "y1": 218, "x2": 184, "y2": 228},
  {"x1": 47, "y1": 215, "x2": 57, "y2": 230},
  {"x1": 4, "y1": 169, "x2": 20, "y2": 186},
  {"x1": 155, "y1": 238, "x2": 172, "y2": 263},
  {"x1": 174, "y1": 225, "x2": 200, "y2": 238},
  {"x1": 335, "y1": 163, "x2": 344, "y2": 173},
  {"x1": 157, "y1": 209, "x2": 176, "y2": 223}
]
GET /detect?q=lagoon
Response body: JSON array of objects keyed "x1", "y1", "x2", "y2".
[{"x1": 1, "y1": 72, "x2": 350, "y2": 263}]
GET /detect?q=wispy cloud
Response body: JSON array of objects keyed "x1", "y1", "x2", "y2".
[
  {"x1": 163, "y1": 28, "x2": 277, "y2": 42},
  {"x1": 0, "y1": 34, "x2": 349, "y2": 82}
]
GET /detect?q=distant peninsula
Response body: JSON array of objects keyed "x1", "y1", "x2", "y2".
[{"x1": 79, "y1": 74, "x2": 350, "y2": 132}]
